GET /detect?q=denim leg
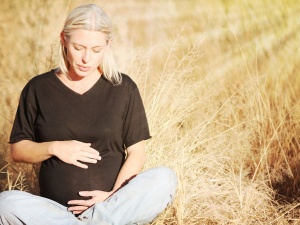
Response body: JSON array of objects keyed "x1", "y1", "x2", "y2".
[
  {"x1": 81, "y1": 166, "x2": 177, "y2": 225},
  {"x1": 0, "y1": 190, "x2": 82, "y2": 225}
]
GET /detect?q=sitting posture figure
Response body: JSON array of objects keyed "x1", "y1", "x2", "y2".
[{"x1": 0, "y1": 4, "x2": 177, "y2": 225}]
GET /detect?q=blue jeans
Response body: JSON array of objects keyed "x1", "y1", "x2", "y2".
[{"x1": 0, "y1": 167, "x2": 177, "y2": 225}]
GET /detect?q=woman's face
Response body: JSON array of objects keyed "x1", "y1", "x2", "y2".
[{"x1": 63, "y1": 29, "x2": 108, "y2": 79}]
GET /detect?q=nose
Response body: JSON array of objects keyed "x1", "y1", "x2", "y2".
[{"x1": 82, "y1": 50, "x2": 90, "y2": 64}]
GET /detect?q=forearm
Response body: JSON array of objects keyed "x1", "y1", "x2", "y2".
[
  {"x1": 112, "y1": 141, "x2": 146, "y2": 192},
  {"x1": 11, "y1": 140, "x2": 54, "y2": 163}
]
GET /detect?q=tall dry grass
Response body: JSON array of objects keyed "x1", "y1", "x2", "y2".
[{"x1": 0, "y1": 0, "x2": 300, "y2": 224}]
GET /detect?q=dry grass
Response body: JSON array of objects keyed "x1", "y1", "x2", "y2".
[
  {"x1": 0, "y1": 164, "x2": 28, "y2": 192},
  {"x1": 0, "y1": 0, "x2": 300, "y2": 224}
]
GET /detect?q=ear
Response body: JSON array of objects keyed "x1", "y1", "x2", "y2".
[{"x1": 60, "y1": 32, "x2": 67, "y2": 47}]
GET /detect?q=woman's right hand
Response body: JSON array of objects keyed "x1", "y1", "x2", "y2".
[{"x1": 49, "y1": 140, "x2": 101, "y2": 169}]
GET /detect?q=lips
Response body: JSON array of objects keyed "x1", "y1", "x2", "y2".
[{"x1": 77, "y1": 65, "x2": 90, "y2": 72}]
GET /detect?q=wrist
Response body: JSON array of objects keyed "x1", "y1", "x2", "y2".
[{"x1": 48, "y1": 141, "x2": 57, "y2": 156}]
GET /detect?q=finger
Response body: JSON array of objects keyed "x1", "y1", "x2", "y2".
[
  {"x1": 83, "y1": 147, "x2": 101, "y2": 156},
  {"x1": 68, "y1": 206, "x2": 89, "y2": 214},
  {"x1": 79, "y1": 148, "x2": 101, "y2": 160},
  {"x1": 77, "y1": 156, "x2": 98, "y2": 164},
  {"x1": 72, "y1": 210, "x2": 84, "y2": 215},
  {"x1": 73, "y1": 161, "x2": 88, "y2": 169},
  {"x1": 68, "y1": 205, "x2": 88, "y2": 211},
  {"x1": 68, "y1": 200, "x2": 93, "y2": 207},
  {"x1": 79, "y1": 152, "x2": 101, "y2": 161},
  {"x1": 79, "y1": 191, "x2": 95, "y2": 197}
]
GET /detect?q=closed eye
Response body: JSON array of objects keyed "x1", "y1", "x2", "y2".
[
  {"x1": 92, "y1": 47, "x2": 103, "y2": 53},
  {"x1": 72, "y1": 44, "x2": 105, "y2": 53},
  {"x1": 74, "y1": 45, "x2": 84, "y2": 51}
]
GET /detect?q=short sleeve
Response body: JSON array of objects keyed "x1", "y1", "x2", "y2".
[
  {"x1": 122, "y1": 86, "x2": 151, "y2": 148},
  {"x1": 9, "y1": 85, "x2": 37, "y2": 144}
]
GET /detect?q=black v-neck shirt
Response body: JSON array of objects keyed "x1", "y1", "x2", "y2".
[{"x1": 10, "y1": 70, "x2": 151, "y2": 206}]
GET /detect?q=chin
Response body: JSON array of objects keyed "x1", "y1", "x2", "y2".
[{"x1": 74, "y1": 69, "x2": 92, "y2": 77}]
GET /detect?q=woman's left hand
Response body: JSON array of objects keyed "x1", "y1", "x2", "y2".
[{"x1": 68, "y1": 190, "x2": 113, "y2": 214}]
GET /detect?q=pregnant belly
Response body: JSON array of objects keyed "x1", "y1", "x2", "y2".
[{"x1": 39, "y1": 155, "x2": 123, "y2": 206}]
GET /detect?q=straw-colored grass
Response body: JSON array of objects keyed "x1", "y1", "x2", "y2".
[{"x1": 0, "y1": 0, "x2": 299, "y2": 224}]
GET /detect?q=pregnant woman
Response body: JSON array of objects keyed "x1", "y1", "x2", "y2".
[{"x1": 0, "y1": 4, "x2": 177, "y2": 225}]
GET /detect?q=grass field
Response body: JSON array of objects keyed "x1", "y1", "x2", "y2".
[{"x1": 1, "y1": 0, "x2": 300, "y2": 224}]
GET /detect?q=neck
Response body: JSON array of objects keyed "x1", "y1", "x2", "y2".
[{"x1": 56, "y1": 70, "x2": 101, "y2": 95}]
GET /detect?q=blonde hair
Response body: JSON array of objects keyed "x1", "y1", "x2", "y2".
[{"x1": 58, "y1": 4, "x2": 121, "y2": 85}]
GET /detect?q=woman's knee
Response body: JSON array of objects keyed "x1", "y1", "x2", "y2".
[
  {"x1": 0, "y1": 191, "x2": 15, "y2": 212},
  {"x1": 0, "y1": 190, "x2": 18, "y2": 202},
  {"x1": 0, "y1": 190, "x2": 30, "y2": 210},
  {"x1": 149, "y1": 166, "x2": 177, "y2": 185},
  {"x1": 142, "y1": 166, "x2": 178, "y2": 197}
]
